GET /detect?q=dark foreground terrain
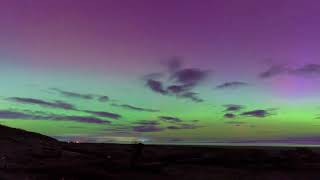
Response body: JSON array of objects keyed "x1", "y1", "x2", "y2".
[{"x1": 1, "y1": 125, "x2": 320, "y2": 179}]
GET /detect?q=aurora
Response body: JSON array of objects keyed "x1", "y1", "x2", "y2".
[{"x1": 1, "y1": 0, "x2": 320, "y2": 145}]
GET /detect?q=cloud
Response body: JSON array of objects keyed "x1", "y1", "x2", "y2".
[
  {"x1": 224, "y1": 121, "x2": 246, "y2": 126},
  {"x1": 132, "y1": 115, "x2": 202, "y2": 132},
  {"x1": 134, "y1": 120, "x2": 160, "y2": 126},
  {"x1": 111, "y1": 103, "x2": 159, "y2": 112},
  {"x1": 167, "y1": 85, "x2": 187, "y2": 94},
  {"x1": 290, "y1": 64, "x2": 320, "y2": 76},
  {"x1": 84, "y1": 110, "x2": 121, "y2": 119},
  {"x1": 52, "y1": 115, "x2": 110, "y2": 124},
  {"x1": 225, "y1": 121, "x2": 246, "y2": 124},
  {"x1": 7, "y1": 96, "x2": 122, "y2": 120},
  {"x1": 144, "y1": 57, "x2": 208, "y2": 102},
  {"x1": 216, "y1": 81, "x2": 249, "y2": 89},
  {"x1": 50, "y1": 88, "x2": 109, "y2": 102},
  {"x1": 148, "y1": 83, "x2": 204, "y2": 102},
  {"x1": 259, "y1": 65, "x2": 288, "y2": 79},
  {"x1": 224, "y1": 113, "x2": 236, "y2": 118},
  {"x1": 143, "y1": 72, "x2": 165, "y2": 80},
  {"x1": 50, "y1": 88, "x2": 94, "y2": 100},
  {"x1": 171, "y1": 68, "x2": 209, "y2": 87},
  {"x1": 159, "y1": 116, "x2": 182, "y2": 123},
  {"x1": 7, "y1": 97, "x2": 76, "y2": 110},
  {"x1": 167, "y1": 124, "x2": 202, "y2": 130},
  {"x1": 241, "y1": 109, "x2": 271, "y2": 118},
  {"x1": 166, "y1": 56, "x2": 183, "y2": 73},
  {"x1": 0, "y1": 110, "x2": 109, "y2": 124},
  {"x1": 0, "y1": 110, "x2": 34, "y2": 119},
  {"x1": 146, "y1": 79, "x2": 167, "y2": 95},
  {"x1": 133, "y1": 125, "x2": 164, "y2": 132},
  {"x1": 179, "y1": 92, "x2": 203, "y2": 102},
  {"x1": 259, "y1": 63, "x2": 320, "y2": 79},
  {"x1": 224, "y1": 104, "x2": 244, "y2": 112},
  {"x1": 103, "y1": 125, "x2": 134, "y2": 135},
  {"x1": 146, "y1": 79, "x2": 204, "y2": 102},
  {"x1": 98, "y1": 96, "x2": 109, "y2": 102}
]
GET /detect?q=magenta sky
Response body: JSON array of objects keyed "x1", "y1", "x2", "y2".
[{"x1": 2, "y1": 0, "x2": 320, "y2": 72}]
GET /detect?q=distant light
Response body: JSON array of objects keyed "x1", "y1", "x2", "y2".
[{"x1": 138, "y1": 137, "x2": 149, "y2": 143}]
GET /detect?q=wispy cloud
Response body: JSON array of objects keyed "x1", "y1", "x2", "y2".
[
  {"x1": 224, "y1": 104, "x2": 244, "y2": 112},
  {"x1": 167, "y1": 124, "x2": 202, "y2": 130},
  {"x1": 159, "y1": 116, "x2": 182, "y2": 123},
  {"x1": 133, "y1": 125, "x2": 164, "y2": 132},
  {"x1": 241, "y1": 109, "x2": 273, "y2": 118},
  {"x1": 165, "y1": 56, "x2": 183, "y2": 73},
  {"x1": 179, "y1": 92, "x2": 203, "y2": 102},
  {"x1": 133, "y1": 123, "x2": 201, "y2": 132},
  {"x1": 131, "y1": 115, "x2": 202, "y2": 132},
  {"x1": 216, "y1": 81, "x2": 249, "y2": 89},
  {"x1": 7, "y1": 97, "x2": 76, "y2": 110},
  {"x1": 111, "y1": 103, "x2": 159, "y2": 112},
  {"x1": 0, "y1": 110, "x2": 34, "y2": 119},
  {"x1": 50, "y1": 88, "x2": 94, "y2": 99},
  {"x1": 7, "y1": 97, "x2": 121, "y2": 120},
  {"x1": 171, "y1": 68, "x2": 209, "y2": 87},
  {"x1": 50, "y1": 88, "x2": 109, "y2": 102},
  {"x1": 0, "y1": 110, "x2": 109, "y2": 124},
  {"x1": 52, "y1": 115, "x2": 110, "y2": 124},
  {"x1": 146, "y1": 79, "x2": 167, "y2": 95},
  {"x1": 259, "y1": 65, "x2": 288, "y2": 79},
  {"x1": 259, "y1": 63, "x2": 320, "y2": 78},
  {"x1": 224, "y1": 113, "x2": 236, "y2": 118},
  {"x1": 134, "y1": 120, "x2": 160, "y2": 126},
  {"x1": 84, "y1": 110, "x2": 121, "y2": 119},
  {"x1": 144, "y1": 58, "x2": 209, "y2": 102},
  {"x1": 98, "y1": 96, "x2": 109, "y2": 102},
  {"x1": 224, "y1": 121, "x2": 246, "y2": 126},
  {"x1": 290, "y1": 64, "x2": 320, "y2": 76},
  {"x1": 142, "y1": 72, "x2": 164, "y2": 81}
]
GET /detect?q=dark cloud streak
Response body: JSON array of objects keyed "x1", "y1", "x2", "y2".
[
  {"x1": 146, "y1": 79, "x2": 167, "y2": 95},
  {"x1": 50, "y1": 88, "x2": 94, "y2": 100},
  {"x1": 259, "y1": 65, "x2": 288, "y2": 79},
  {"x1": 224, "y1": 113, "x2": 236, "y2": 118},
  {"x1": 50, "y1": 88, "x2": 109, "y2": 102},
  {"x1": 8, "y1": 97, "x2": 76, "y2": 110},
  {"x1": 111, "y1": 103, "x2": 159, "y2": 112},
  {"x1": 241, "y1": 109, "x2": 271, "y2": 118},
  {"x1": 259, "y1": 63, "x2": 320, "y2": 78},
  {"x1": 224, "y1": 104, "x2": 244, "y2": 112},
  {"x1": 171, "y1": 68, "x2": 209, "y2": 87},
  {"x1": 133, "y1": 125, "x2": 164, "y2": 132},
  {"x1": 7, "y1": 97, "x2": 121, "y2": 120},
  {"x1": 290, "y1": 64, "x2": 320, "y2": 76},
  {"x1": 167, "y1": 124, "x2": 202, "y2": 130},
  {"x1": 84, "y1": 110, "x2": 121, "y2": 119},
  {"x1": 216, "y1": 81, "x2": 249, "y2": 89},
  {"x1": 159, "y1": 116, "x2": 182, "y2": 123},
  {"x1": 0, "y1": 110, "x2": 109, "y2": 124}
]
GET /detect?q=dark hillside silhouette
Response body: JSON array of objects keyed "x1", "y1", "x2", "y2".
[{"x1": 1, "y1": 124, "x2": 320, "y2": 179}]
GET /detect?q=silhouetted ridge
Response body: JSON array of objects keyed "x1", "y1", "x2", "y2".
[
  {"x1": 0, "y1": 124, "x2": 58, "y2": 142},
  {"x1": 0, "y1": 124, "x2": 61, "y2": 169}
]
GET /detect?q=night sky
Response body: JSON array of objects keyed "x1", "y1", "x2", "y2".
[{"x1": 1, "y1": 0, "x2": 320, "y2": 145}]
